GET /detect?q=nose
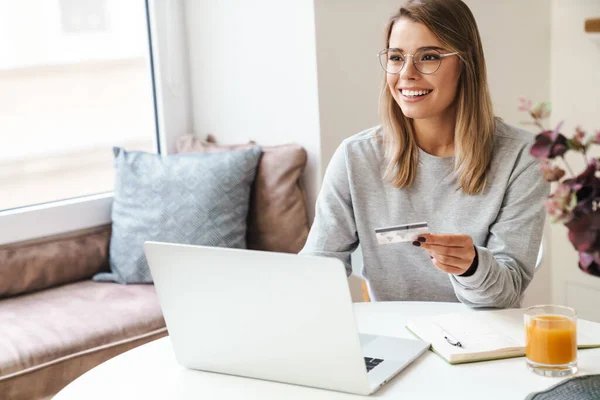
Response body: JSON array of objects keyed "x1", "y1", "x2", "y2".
[{"x1": 399, "y1": 54, "x2": 419, "y2": 81}]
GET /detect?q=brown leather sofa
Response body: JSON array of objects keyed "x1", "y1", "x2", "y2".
[
  {"x1": 0, "y1": 226, "x2": 167, "y2": 400},
  {"x1": 0, "y1": 139, "x2": 310, "y2": 400}
]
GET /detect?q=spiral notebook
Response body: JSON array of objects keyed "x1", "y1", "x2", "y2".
[{"x1": 405, "y1": 308, "x2": 600, "y2": 364}]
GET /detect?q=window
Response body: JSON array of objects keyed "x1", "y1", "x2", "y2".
[
  {"x1": 0, "y1": 1, "x2": 158, "y2": 212},
  {"x1": 59, "y1": 0, "x2": 108, "y2": 33}
]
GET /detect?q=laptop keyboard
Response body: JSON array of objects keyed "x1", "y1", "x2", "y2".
[{"x1": 364, "y1": 357, "x2": 384, "y2": 372}]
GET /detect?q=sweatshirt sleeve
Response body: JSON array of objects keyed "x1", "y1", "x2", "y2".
[
  {"x1": 299, "y1": 143, "x2": 359, "y2": 276},
  {"x1": 449, "y1": 157, "x2": 550, "y2": 308}
]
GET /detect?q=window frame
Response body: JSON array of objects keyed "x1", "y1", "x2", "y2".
[{"x1": 0, "y1": 0, "x2": 192, "y2": 246}]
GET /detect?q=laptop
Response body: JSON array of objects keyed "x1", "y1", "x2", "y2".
[{"x1": 144, "y1": 241, "x2": 430, "y2": 395}]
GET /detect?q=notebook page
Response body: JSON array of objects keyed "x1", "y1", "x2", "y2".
[
  {"x1": 468, "y1": 308, "x2": 600, "y2": 347},
  {"x1": 407, "y1": 309, "x2": 600, "y2": 363},
  {"x1": 428, "y1": 311, "x2": 523, "y2": 353},
  {"x1": 576, "y1": 319, "x2": 600, "y2": 346},
  {"x1": 478, "y1": 309, "x2": 600, "y2": 347}
]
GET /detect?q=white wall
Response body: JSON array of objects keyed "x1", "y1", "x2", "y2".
[
  {"x1": 183, "y1": 0, "x2": 322, "y2": 219},
  {"x1": 549, "y1": 0, "x2": 600, "y2": 321}
]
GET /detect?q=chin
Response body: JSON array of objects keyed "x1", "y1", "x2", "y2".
[{"x1": 399, "y1": 107, "x2": 433, "y2": 120}]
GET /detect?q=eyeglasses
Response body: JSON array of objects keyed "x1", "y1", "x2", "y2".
[{"x1": 377, "y1": 48, "x2": 459, "y2": 75}]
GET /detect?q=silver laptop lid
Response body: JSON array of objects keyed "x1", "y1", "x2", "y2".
[{"x1": 144, "y1": 241, "x2": 371, "y2": 395}]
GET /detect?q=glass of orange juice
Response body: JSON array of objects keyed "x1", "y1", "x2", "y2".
[{"x1": 524, "y1": 305, "x2": 577, "y2": 377}]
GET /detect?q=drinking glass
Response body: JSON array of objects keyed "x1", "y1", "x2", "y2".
[{"x1": 524, "y1": 305, "x2": 577, "y2": 377}]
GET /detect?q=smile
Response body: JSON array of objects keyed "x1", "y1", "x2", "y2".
[
  {"x1": 399, "y1": 89, "x2": 433, "y2": 103},
  {"x1": 401, "y1": 89, "x2": 432, "y2": 98}
]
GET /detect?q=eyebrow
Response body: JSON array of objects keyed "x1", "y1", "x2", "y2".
[{"x1": 388, "y1": 46, "x2": 446, "y2": 52}]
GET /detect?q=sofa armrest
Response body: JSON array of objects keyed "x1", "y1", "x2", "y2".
[{"x1": 0, "y1": 225, "x2": 111, "y2": 298}]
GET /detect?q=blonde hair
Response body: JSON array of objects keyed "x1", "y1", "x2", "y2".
[{"x1": 380, "y1": 0, "x2": 495, "y2": 195}]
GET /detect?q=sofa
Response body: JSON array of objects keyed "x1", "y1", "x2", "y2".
[{"x1": 0, "y1": 137, "x2": 310, "y2": 400}]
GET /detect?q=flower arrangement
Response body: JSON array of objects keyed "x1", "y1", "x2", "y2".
[{"x1": 520, "y1": 98, "x2": 600, "y2": 277}]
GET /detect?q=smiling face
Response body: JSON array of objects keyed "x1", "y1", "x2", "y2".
[{"x1": 386, "y1": 18, "x2": 461, "y2": 121}]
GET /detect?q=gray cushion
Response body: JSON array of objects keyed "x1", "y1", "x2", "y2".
[
  {"x1": 93, "y1": 146, "x2": 261, "y2": 284},
  {"x1": 525, "y1": 374, "x2": 600, "y2": 400}
]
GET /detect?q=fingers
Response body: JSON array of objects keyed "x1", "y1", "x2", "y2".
[
  {"x1": 419, "y1": 234, "x2": 475, "y2": 275},
  {"x1": 430, "y1": 257, "x2": 465, "y2": 274},
  {"x1": 420, "y1": 243, "x2": 464, "y2": 258},
  {"x1": 419, "y1": 234, "x2": 470, "y2": 247},
  {"x1": 429, "y1": 251, "x2": 469, "y2": 268}
]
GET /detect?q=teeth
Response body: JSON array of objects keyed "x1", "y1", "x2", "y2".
[{"x1": 401, "y1": 89, "x2": 431, "y2": 97}]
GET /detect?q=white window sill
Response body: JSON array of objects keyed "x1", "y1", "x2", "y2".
[{"x1": 0, "y1": 194, "x2": 113, "y2": 246}]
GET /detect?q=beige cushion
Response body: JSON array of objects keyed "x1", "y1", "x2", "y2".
[
  {"x1": 0, "y1": 280, "x2": 167, "y2": 399},
  {"x1": 177, "y1": 135, "x2": 310, "y2": 253},
  {"x1": 0, "y1": 226, "x2": 111, "y2": 298}
]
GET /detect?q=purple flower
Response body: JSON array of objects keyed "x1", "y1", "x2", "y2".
[
  {"x1": 574, "y1": 127, "x2": 586, "y2": 142},
  {"x1": 545, "y1": 183, "x2": 574, "y2": 222},
  {"x1": 519, "y1": 97, "x2": 600, "y2": 278},
  {"x1": 560, "y1": 160, "x2": 600, "y2": 268},
  {"x1": 539, "y1": 159, "x2": 565, "y2": 182},
  {"x1": 569, "y1": 126, "x2": 587, "y2": 151},
  {"x1": 518, "y1": 97, "x2": 533, "y2": 112},
  {"x1": 578, "y1": 252, "x2": 600, "y2": 277},
  {"x1": 530, "y1": 101, "x2": 551, "y2": 120},
  {"x1": 563, "y1": 159, "x2": 600, "y2": 208},
  {"x1": 530, "y1": 122, "x2": 568, "y2": 159},
  {"x1": 594, "y1": 130, "x2": 600, "y2": 145},
  {"x1": 545, "y1": 197, "x2": 566, "y2": 221},
  {"x1": 568, "y1": 226, "x2": 597, "y2": 253}
]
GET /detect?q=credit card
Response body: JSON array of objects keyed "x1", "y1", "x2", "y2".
[{"x1": 374, "y1": 222, "x2": 429, "y2": 245}]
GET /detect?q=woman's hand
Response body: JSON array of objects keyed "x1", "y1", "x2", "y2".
[{"x1": 413, "y1": 234, "x2": 476, "y2": 275}]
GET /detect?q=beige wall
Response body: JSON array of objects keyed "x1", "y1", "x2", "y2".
[
  {"x1": 314, "y1": 0, "x2": 552, "y2": 214},
  {"x1": 549, "y1": 0, "x2": 600, "y2": 321},
  {"x1": 313, "y1": 1, "x2": 392, "y2": 175},
  {"x1": 463, "y1": 0, "x2": 551, "y2": 125},
  {"x1": 312, "y1": 0, "x2": 552, "y2": 300},
  {"x1": 461, "y1": 0, "x2": 552, "y2": 307},
  {"x1": 311, "y1": 0, "x2": 552, "y2": 291}
]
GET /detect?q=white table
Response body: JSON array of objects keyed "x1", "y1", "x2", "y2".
[{"x1": 53, "y1": 302, "x2": 600, "y2": 399}]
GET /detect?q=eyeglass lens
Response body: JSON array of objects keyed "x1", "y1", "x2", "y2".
[{"x1": 379, "y1": 49, "x2": 444, "y2": 74}]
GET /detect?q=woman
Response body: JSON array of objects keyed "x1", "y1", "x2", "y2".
[{"x1": 300, "y1": 0, "x2": 549, "y2": 308}]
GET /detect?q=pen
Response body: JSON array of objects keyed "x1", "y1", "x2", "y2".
[
  {"x1": 433, "y1": 324, "x2": 463, "y2": 347},
  {"x1": 442, "y1": 329, "x2": 463, "y2": 347}
]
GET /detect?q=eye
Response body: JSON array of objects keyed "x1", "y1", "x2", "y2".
[
  {"x1": 418, "y1": 52, "x2": 442, "y2": 62},
  {"x1": 388, "y1": 52, "x2": 404, "y2": 63}
]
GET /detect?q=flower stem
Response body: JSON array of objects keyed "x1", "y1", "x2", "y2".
[
  {"x1": 561, "y1": 156, "x2": 576, "y2": 177},
  {"x1": 534, "y1": 120, "x2": 545, "y2": 131}
]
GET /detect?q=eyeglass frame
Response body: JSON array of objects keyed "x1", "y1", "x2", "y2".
[{"x1": 377, "y1": 48, "x2": 460, "y2": 75}]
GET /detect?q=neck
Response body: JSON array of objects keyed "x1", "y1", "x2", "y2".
[{"x1": 412, "y1": 110, "x2": 457, "y2": 158}]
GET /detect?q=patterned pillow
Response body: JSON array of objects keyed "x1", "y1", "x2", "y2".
[
  {"x1": 93, "y1": 146, "x2": 261, "y2": 284},
  {"x1": 176, "y1": 135, "x2": 310, "y2": 253}
]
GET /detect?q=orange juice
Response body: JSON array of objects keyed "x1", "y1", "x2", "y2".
[{"x1": 525, "y1": 315, "x2": 577, "y2": 365}]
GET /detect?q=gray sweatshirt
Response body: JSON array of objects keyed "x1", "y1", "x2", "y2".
[{"x1": 300, "y1": 120, "x2": 549, "y2": 308}]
